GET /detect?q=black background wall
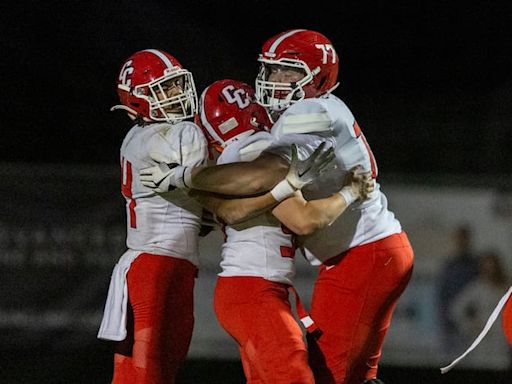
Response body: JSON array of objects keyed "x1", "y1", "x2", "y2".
[{"x1": 1, "y1": 0, "x2": 512, "y2": 175}]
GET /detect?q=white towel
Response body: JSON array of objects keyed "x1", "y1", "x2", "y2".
[{"x1": 97, "y1": 250, "x2": 141, "y2": 341}]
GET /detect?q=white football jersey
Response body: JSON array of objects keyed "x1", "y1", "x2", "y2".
[
  {"x1": 120, "y1": 121, "x2": 208, "y2": 266},
  {"x1": 216, "y1": 131, "x2": 296, "y2": 285},
  {"x1": 266, "y1": 94, "x2": 402, "y2": 264}
]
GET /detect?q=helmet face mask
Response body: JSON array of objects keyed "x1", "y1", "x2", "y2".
[
  {"x1": 255, "y1": 60, "x2": 310, "y2": 112},
  {"x1": 113, "y1": 49, "x2": 198, "y2": 124},
  {"x1": 143, "y1": 70, "x2": 197, "y2": 122}
]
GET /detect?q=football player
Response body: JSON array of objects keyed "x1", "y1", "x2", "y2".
[
  {"x1": 187, "y1": 79, "x2": 373, "y2": 383},
  {"x1": 253, "y1": 31, "x2": 414, "y2": 384},
  {"x1": 97, "y1": 49, "x2": 208, "y2": 384}
]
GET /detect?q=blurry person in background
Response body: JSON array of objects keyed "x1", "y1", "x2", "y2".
[
  {"x1": 437, "y1": 224, "x2": 479, "y2": 356},
  {"x1": 451, "y1": 250, "x2": 511, "y2": 370}
]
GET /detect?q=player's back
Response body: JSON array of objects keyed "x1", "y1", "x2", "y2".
[
  {"x1": 216, "y1": 131, "x2": 297, "y2": 285},
  {"x1": 120, "y1": 121, "x2": 207, "y2": 265},
  {"x1": 267, "y1": 94, "x2": 401, "y2": 262}
]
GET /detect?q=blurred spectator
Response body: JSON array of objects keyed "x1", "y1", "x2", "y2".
[
  {"x1": 450, "y1": 251, "x2": 511, "y2": 369},
  {"x1": 437, "y1": 225, "x2": 479, "y2": 356}
]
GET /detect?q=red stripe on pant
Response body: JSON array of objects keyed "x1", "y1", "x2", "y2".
[
  {"x1": 214, "y1": 276, "x2": 314, "y2": 384},
  {"x1": 307, "y1": 231, "x2": 414, "y2": 384},
  {"x1": 112, "y1": 253, "x2": 197, "y2": 384}
]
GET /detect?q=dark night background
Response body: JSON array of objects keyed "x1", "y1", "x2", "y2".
[{"x1": 1, "y1": 0, "x2": 512, "y2": 176}]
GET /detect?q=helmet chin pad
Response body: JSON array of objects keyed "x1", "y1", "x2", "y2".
[{"x1": 265, "y1": 85, "x2": 306, "y2": 112}]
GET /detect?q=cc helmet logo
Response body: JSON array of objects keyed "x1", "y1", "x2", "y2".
[
  {"x1": 315, "y1": 44, "x2": 337, "y2": 64},
  {"x1": 119, "y1": 60, "x2": 134, "y2": 87},
  {"x1": 221, "y1": 85, "x2": 250, "y2": 109}
]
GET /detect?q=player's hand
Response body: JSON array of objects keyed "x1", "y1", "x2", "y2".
[
  {"x1": 286, "y1": 142, "x2": 335, "y2": 189},
  {"x1": 140, "y1": 152, "x2": 184, "y2": 193},
  {"x1": 338, "y1": 165, "x2": 375, "y2": 205},
  {"x1": 355, "y1": 167, "x2": 375, "y2": 201},
  {"x1": 140, "y1": 162, "x2": 179, "y2": 193},
  {"x1": 270, "y1": 142, "x2": 335, "y2": 202}
]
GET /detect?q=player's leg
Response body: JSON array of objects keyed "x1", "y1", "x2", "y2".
[
  {"x1": 127, "y1": 253, "x2": 197, "y2": 384},
  {"x1": 214, "y1": 276, "x2": 314, "y2": 384},
  {"x1": 214, "y1": 277, "x2": 264, "y2": 384},
  {"x1": 112, "y1": 303, "x2": 136, "y2": 383},
  {"x1": 347, "y1": 233, "x2": 413, "y2": 383},
  {"x1": 308, "y1": 232, "x2": 413, "y2": 384},
  {"x1": 238, "y1": 343, "x2": 264, "y2": 384}
]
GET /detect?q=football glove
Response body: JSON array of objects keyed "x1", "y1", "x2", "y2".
[
  {"x1": 140, "y1": 152, "x2": 188, "y2": 193},
  {"x1": 287, "y1": 142, "x2": 335, "y2": 189},
  {"x1": 270, "y1": 142, "x2": 335, "y2": 202}
]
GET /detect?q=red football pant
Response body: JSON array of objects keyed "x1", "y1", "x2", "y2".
[
  {"x1": 112, "y1": 253, "x2": 197, "y2": 384},
  {"x1": 307, "y1": 232, "x2": 414, "y2": 384},
  {"x1": 214, "y1": 276, "x2": 314, "y2": 384}
]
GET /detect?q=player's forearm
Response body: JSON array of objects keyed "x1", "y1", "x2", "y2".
[
  {"x1": 301, "y1": 195, "x2": 348, "y2": 232},
  {"x1": 273, "y1": 194, "x2": 347, "y2": 235},
  {"x1": 220, "y1": 193, "x2": 279, "y2": 224},
  {"x1": 189, "y1": 190, "x2": 279, "y2": 225},
  {"x1": 189, "y1": 154, "x2": 288, "y2": 196}
]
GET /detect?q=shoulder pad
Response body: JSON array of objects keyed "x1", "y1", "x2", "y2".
[
  {"x1": 280, "y1": 99, "x2": 332, "y2": 134},
  {"x1": 239, "y1": 139, "x2": 272, "y2": 162}
]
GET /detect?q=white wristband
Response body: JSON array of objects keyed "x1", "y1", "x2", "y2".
[
  {"x1": 338, "y1": 186, "x2": 357, "y2": 206},
  {"x1": 174, "y1": 166, "x2": 191, "y2": 189},
  {"x1": 270, "y1": 179, "x2": 296, "y2": 202}
]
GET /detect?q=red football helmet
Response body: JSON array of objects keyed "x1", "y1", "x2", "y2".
[
  {"x1": 196, "y1": 79, "x2": 272, "y2": 153},
  {"x1": 255, "y1": 29, "x2": 339, "y2": 112},
  {"x1": 111, "y1": 49, "x2": 197, "y2": 123}
]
